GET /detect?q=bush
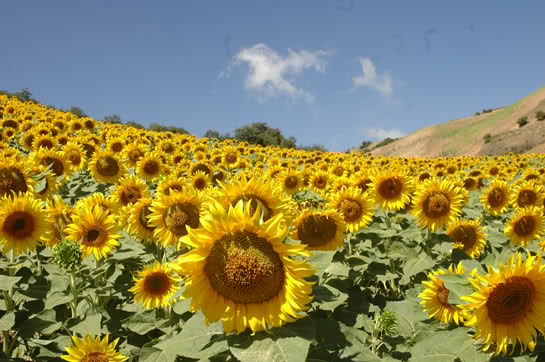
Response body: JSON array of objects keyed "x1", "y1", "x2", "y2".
[
  {"x1": 536, "y1": 110, "x2": 545, "y2": 121},
  {"x1": 359, "y1": 140, "x2": 372, "y2": 150},
  {"x1": 518, "y1": 117, "x2": 529, "y2": 127},
  {"x1": 474, "y1": 112, "x2": 481, "y2": 116},
  {"x1": 483, "y1": 133, "x2": 492, "y2": 144}
]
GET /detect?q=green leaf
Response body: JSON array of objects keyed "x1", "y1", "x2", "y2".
[
  {"x1": 139, "y1": 347, "x2": 171, "y2": 362},
  {"x1": 436, "y1": 274, "x2": 474, "y2": 305},
  {"x1": 155, "y1": 312, "x2": 227, "y2": 360},
  {"x1": 44, "y1": 291, "x2": 72, "y2": 309},
  {"x1": 312, "y1": 284, "x2": 348, "y2": 311},
  {"x1": 308, "y1": 251, "x2": 335, "y2": 277},
  {"x1": 70, "y1": 313, "x2": 102, "y2": 336},
  {"x1": 385, "y1": 300, "x2": 428, "y2": 338},
  {"x1": 400, "y1": 253, "x2": 435, "y2": 285},
  {"x1": 18, "y1": 310, "x2": 61, "y2": 338},
  {"x1": 0, "y1": 275, "x2": 21, "y2": 291},
  {"x1": 122, "y1": 310, "x2": 159, "y2": 335},
  {"x1": 0, "y1": 312, "x2": 15, "y2": 330}
]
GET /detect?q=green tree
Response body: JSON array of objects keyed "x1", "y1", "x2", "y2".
[
  {"x1": 103, "y1": 114, "x2": 123, "y2": 124},
  {"x1": 233, "y1": 122, "x2": 296, "y2": 148},
  {"x1": 67, "y1": 106, "x2": 87, "y2": 118}
]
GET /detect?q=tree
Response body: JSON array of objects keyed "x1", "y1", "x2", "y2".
[
  {"x1": 233, "y1": 122, "x2": 296, "y2": 148},
  {"x1": 359, "y1": 140, "x2": 373, "y2": 150},
  {"x1": 204, "y1": 130, "x2": 221, "y2": 139},
  {"x1": 103, "y1": 114, "x2": 123, "y2": 124},
  {"x1": 67, "y1": 106, "x2": 87, "y2": 118},
  {"x1": 299, "y1": 144, "x2": 328, "y2": 152}
]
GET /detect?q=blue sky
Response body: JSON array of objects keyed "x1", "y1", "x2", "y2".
[{"x1": 2, "y1": 1, "x2": 545, "y2": 151}]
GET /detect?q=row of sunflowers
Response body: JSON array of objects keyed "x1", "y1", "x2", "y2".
[{"x1": 1, "y1": 93, "x2": 545, "y2": 361}]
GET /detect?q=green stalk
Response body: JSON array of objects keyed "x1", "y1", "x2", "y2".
[
  {"x1": 2, "y1": 331, "x2": 9, "y2": 355},
  {"x1": 36, "y1": 247, "x2": 42, "y2": 275},
  {"x1": 69, "y1": 272, "x2": 78, "y2": 318}
]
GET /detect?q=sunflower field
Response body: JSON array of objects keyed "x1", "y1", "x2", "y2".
[{"x1": 2, "y1": 94, "x2": 545, "y2": 362}]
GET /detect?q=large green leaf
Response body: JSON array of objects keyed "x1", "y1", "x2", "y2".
[
  {"x1": 0, "y1": 311, "x2": 15, "y2": 330},
  {"x1": 308, "y1": 251, "x2": 336, "y2": 277},
  {"x1": 436, "y1": 274, "x2": 474, "y2": 305},
  {"x1": 139, "y1": 347, "x2": 171, "y2": 362},
  {"x1": 0, "y1": 275, "x2": 21, "y2": 291},
  {"x1": 69, "y1": 312, "x2": 102, "y2": 336},
  {"x1": 121, "y1": 310, "x2": 159, "y2": 335},
  {"x1": 400, "y1": 253, "x2": 435, "y2": 285},
  {"x1": 385, "y1": 300, "x2": 428, "y2": 338}
]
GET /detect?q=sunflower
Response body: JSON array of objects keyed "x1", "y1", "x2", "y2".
[
  {"x1": 504, "y1": 206, "x2": 544, "y2": 246},
  {"x1": 136, "y1": 152, "x2": 164, "y2": 181},
  {"x1": 292, "y1": 209, "x2": 346, "y2": 250},
  {"x1": 222, "y1": 146, "x2": 240, "y2": 168},
  {"x1": 129, "y1": 262, "x2": 181, "y2": 309},
  {"x1": 447, "y1": 219, "x2": 487, "y2": 259},
  {"x1": 124, "y1": 143, "x2": 148, "y2": 167},
  {"x1": 510, "y1": 179, "x2": 543, "y2": 210},
  {"x1": 88, "y1": 151, "x2": 126, "y2": 184},
  {"x1": 156, "y1": 175, "x2": 186, "y2": 197},
  {"x1": 411, "y1": 179, "x2": 465, "y2": 231},
  {"x1": 277, "y1": 169, "x2": 302, "y2": 195},
  {"x1": 0, "y1": 157, "x2": 35, "y2": 198},
  {"x1": 125, "y1": 198, "x2": 156, "y2": 243},
  {"x1": 480, "y1": 179, "x2": 511, "y2": 216},
  {"x1": 61, "y1": 334, "x2": 128, "y2": 362},
  {"x1": 75, "y1": 193, "x2": 118, "y2": 216},
  {"x1": 328, "y1": 186, "x2": 373, "y2": 232},
  {"x1": 0, "y1": 192, "x2": 48, "y2": 255},
  {"x1": 190, "y1": 170, "x2": 211, "y2": 191},
  {"x1": 65, "y1": 206, "x2": 122, "y2": 260},
  {"x1": 107, "y1": 136, "x2": 125, "y2": 154},
  {"x1": 43, "y1": 195, "x2": 74, "y2": 247},
  {"x1": 32, "y1": 134, "x2": 56, "y2": 151},
  {"x1": 418, "y1": 262, "x2": 468, "y2": 325},
  {"x1": 462, "y1": 251, "x2": 545, "y2": 355},
  {"x1": 370, "y1": 170, "x2": 415, "y2": 211},
  {"x1": 32, "y1": 148, "x2": 73, "y2": 179},
  {"x1": 111, "y1": 175, "x2": 150, "y2": 208},
  {"x1": 148, "y1": 186, "x2": 204, "y2": 248},
  {"x1": 215, "y1": 175, "x2": 295, "y2": 223},
  {"x1": 351, "y1": 171, "x2": 373, "y2": 193},
  {"x1": 63, "y1": 142, "x2": 87, "y2": 170},
  {"x1": 31, "y1": 164, "x2": 57, "y2": 201},
  {"x1": 170, "y1": 200, "x2": 315, "y2": 334},
  {"x1": 310, "y1": 170, "x2": 330, "y2": 195}
]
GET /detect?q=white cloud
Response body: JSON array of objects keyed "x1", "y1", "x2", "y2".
[
  {"x1": 363, "y1": 127, "x2": 404, "y2": 140},
  {"x1": 352, "y1": 57, "x2": 393, "y2": 97},
  {"x1": 220, "y1": 43, "x2": 330, "y2": 102}
]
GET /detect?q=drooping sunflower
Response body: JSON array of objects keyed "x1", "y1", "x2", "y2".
[
  {"x1": 370, "y1": 170, "x2": 415, "y2": 211},
  {"x1": 291, "y1": 208, "x2": 346, "y2": 250},
  {"x1": 0, "y1": 192, "x2": 48, "y2": 255},
  {"x1": 480, "y1": 179, "x2": 511, "y2": 216},
  {"x1": 504, "y1": 206, "x2": 544, "y2": 246},
  {"x1": 136, "y1": 152, "x2": 164, "y2": 181},
  {"x1": 43, "y1": 195, "x2": 74, "y2": 247},
  {"x1": 328, "y1": 186, "x2": 374, "y2": 232},
  {"x1": 148, "y1": 186, "x2": 204, "y2": 248},
  {"x1": 65, "y1": 206, "x2": 122, "y2": 260},
  {"x1": 111, "y1": 175, "x2": 150, "y2": 208},
  {"x1": 411, "y1": 178, "x2": 465, "y2": 231},
  {"x1": 129, "y1": 262, "x2": 181, "y2": 309},
  {"x1": 447, "y1": 219, "x2": 487, "y2": 259},
  {"x1": 462, "y1": 251, "x2": 545, "y2": 355},
  {"x1": 125, "y1": 197, "x2": 156, "y2": 243},
  {"x1": 418, "y1": 262, "x2": 468, "y2": 325},
  {"x1": 510, "y1": 179, "x2": 544, "y2": 210},
  {"x1": 31, "y1": 164, "x2": 58, "y2": 201},
  {"x1": 61, "y1": 334, "x2": 128, "y2": 362},
  {"x1": 170, "y1": 200, "x2": 315, "y2": 334},
  {"x1": 88, "y1": 151, "x2": 126, "y2": 184}
]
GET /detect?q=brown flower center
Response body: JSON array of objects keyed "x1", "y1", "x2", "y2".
[
  {"x1": 143, "y1": 160, "x2": 160, "y2": 176},
  {"x1": 422, "y1": 192, "x2": 450, "y2": 219},
  {"x1": 298, "y1": 215, "x2": 337, "y2": 247},
  {"x1": 339, "y1": 199, "x2": 363, "y2": 222},
  {"x1": 489, "y1": 167, "x2": 499, "y2": 176},
  {"x1": 40, "y1": 157, "x2": 64, "y2": 177},
  {"x1": 463, "y1": 178, "x2": 476, "y2": 190},
  {"x1": 513, "y1": 215, "x2": 536, "y2": 237},
  {"x1": 139, "y1": 205, "x2": 155, "y2": 231},
  {"x1": 378, "y1": 177, "x2": 403, "y2": 200},
  {"x1": 0, "y1": 167, "x2": 28, "y2": 197},
  {"x1": 83, "y1": 228, "x2": 105, "y2": 247},
  {"x1": 3, "y1": 211, "x2": 35, "y2": 239},
  {"x1": 284, "y1": 176, "x2": 299, "y2": 190},
  {"x1": 67, "y1": 150, "x2": 82, "y2": 166},
  {"x1": 82, "y1": 352, "x2": 108, "y2": 362},
  {"x1": 313, "y1": 176, "x2": 327, "y2": 189},
  {"x1": 333, "y1": 166, "x2": 344, "y2": 177},
  {"x1": 517, "y1": 190, "x2": 537, "y2": 208},
  {"x1": 96, "y1": 157, "x2": 120, "y2": 177},
  {"x1": 144, "y1": 272, "x2": 171, "y2": 296},
  {"x1": 120, "y1": 186, "x2": 142, "y2": 206},
  {"x1": 486, "y1": 276, "x2": 535, "y2": 324},
  {"x1": 111, "y1": 142, "x2": 123, "y2": 153},
  {"x1": 204, "y1": 230, "x2": 285, "y2": 304},
  {"x1": 225, "y1": 152, "x2": 238, "y2": 164},
  {"x1": 191, "y1": 163, "x2": 210, "y2": 175},
  {"x1": 193, "y1": 178, "x2": 206, "y2": 190},
  {"x1": 488, "y1": 188, "x2": 505, "y2": 208},
  {"x1": 419, "y1": 172, "x2": 431, "y2": 182},
  {"x1": 436, "y1": 283, "x2": 451, "y2": 306},
  {"x1": 164, "y1": 203, "x2": 199, "y2": 236},
  {"x1": 129, "y1": 149, "x2": 143, "y2": 163},
  {"x1": 450, "y1": 225, "x2": 477, "y2": 250}
]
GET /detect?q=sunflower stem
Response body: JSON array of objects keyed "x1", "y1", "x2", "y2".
[
  {"x1": 383, "y1": 210, "x2": 392, "y2": 229},
  {"x1": 346, "y1": 233, "x2": 353, "y2": 255},
  {"x1": 69, "y1": 272, "x2": 78, "y2": 318},
  {"x1": 2, "y1": 331, "x2": 10, "y2": 356},
  {"x1": 36, "y1": 247, "x2": 42, "y2": 276},
  {"x1": 8, "y1": 250, "x2": 15, "y2": 277}
]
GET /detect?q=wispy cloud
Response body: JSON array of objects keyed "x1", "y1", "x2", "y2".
[
  {"x1": 352, "y1": 57, "x2": 393, "y2": 97},
  {"x1": 220, "y1": 43, "x2": 330, "y2": 103},
  {"x1": 363, "y1": 127, "x2": 404, "y2": 140}
]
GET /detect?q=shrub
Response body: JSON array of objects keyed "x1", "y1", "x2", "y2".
[
  {"x1": 483, "y1": 133, "x2": 492, "y2": 144},
  {"x1": 474, "y1": 112, "x2": 481, "y2": 116},
  {"x1": 536, "y1": 110, "x2": 545, "y2": 121},
  {"x1": 518, "y1": 117, "x2": 529, "y2": 127}
]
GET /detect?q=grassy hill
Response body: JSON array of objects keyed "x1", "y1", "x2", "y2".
[{"x1": 365, "y1": 85, "x2": 545, "y2": 157}]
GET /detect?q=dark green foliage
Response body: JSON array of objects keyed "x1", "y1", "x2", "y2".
[
  {"x1": 536, "y1": 110, "x2": 545, "y2": 121},
  {"x1": 483, "y1": 133, "x2": 492, "y2": 144},
  {"x1": 373, "y1": 137, "x2": 398, "y2": 149},
  {"x1": 360, "y1": 140, "x2": 373, "y2": 150},
  {"x1": 103, "y1": 114, "x2": 123, "y2": 124},
  {"x1": 299, "y1": 144, "x2": 328, "y2": 152},
  {"x1": 125, "y1": 121, "x2": 145, "y2": 129},
  {"x1": 67, "y1": 106, "x2": 87, "y2": 118},
  {"x1": 474, "y1": 111, "x2": 480, "y2": 116},
  {"x1": 0, "y1": 88, "x2": 38, "y2": 103},
  {"x1": 149, "y1": 122, "x2": 190, "y2": 135},
  {"x1": 204, "y1": 129, "x2": 231, "y2": 140},
  {"x1": 517, "y1": 116, "x2": 528, "y2": 127},
  {"x1": 233, "y1": 122, "x2": 296, "y2": 148}
]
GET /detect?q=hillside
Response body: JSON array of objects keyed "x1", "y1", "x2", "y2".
[{"x1": 367, "y1": 85, "x2": 545, "y2": 157}]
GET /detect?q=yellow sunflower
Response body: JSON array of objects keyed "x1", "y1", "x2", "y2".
[
  {"x1": 328, "y1": 186, "x2": 374, "y2": 232},
  {"x1": 309, "y1": 170, "x2": 330, "y2": 195},
  {"x1": 125, "y1": 198, "x2": 156, "y2": 243},
  {"x1": 65, "y1": 206, "x2": 122, "y2": 260},
  {"x1": 88, "y1": 151, "x2": 126, "y2": 184},
  {"x1": 156, "y1": 175, "x2": 186, "y2": 197},
  {"x1": 370, "y1": 170, "x2": 415, "y2": 211},
  {"x1": 136, "y1": 152, "x2": 164, "y2": 181},
  {"x1": 111, "y1": 175, "x2": 150, "y2": 208},
  {"x1": 480, "y1": 179, "x2": 511, "y2": 216},
  {"x1": 75, "y1": 193, "x2": 118, "y2": 216},
  {"x1": 32, "y1": 148, "x2": 73, "y2": 179},
  {"x1": 0, "y1": 157, "x2": 35, "y2": 198},
  {"x1": 61, "y1": 334, "x2": 128, "y2": 362},
  {"x1": 124, "y1": 143, "x2": 148, "y2": 167},
  {"x1": 277, "y1": 169, "x2": 303, "y2": 195},
  {"x1": 190, "y1": 170, "x2": 211, "y2": 191},
  {"x1": 510, "y1": 179, "x2": 543, "y2": 210},
  {"x1": 418, "y1": 262, "x2": 468, "y2": 325},
  {"x1": 63, "y1": 141, "x2": 87, "y2": 170},
  {"x1": 43, "y1": 195, "x2": 74, "y2": 247},
  {"x1": 129, "y1": 262, "x2": 181, "y2": 309},
  {"x1": 410, "y1": 179, "x2": 465, "y2": 231},
  {"x1": 148, "y1": 186, "x2": 204, "y2": 248},
  {"x1": 504, "y1": 206, "x2": 544, "y2": 246},
  {"x1": 447, "y1": 219, "x2": 487, "y2": 259},
  {"x1": 0, "y1": 192, "x2": 48, "y2": 255},
  {"x1": 462, "y1": 251, "x2": 545, "y2": 355},
  {"x1": 107, "y1": 136, "x2": 125, "y2": 154},
  {"x1": 170, "y1": 200, "x2": 315, "y2": 334},
  {"x1": 291, "y1": 208, "x2": 346, "y2": 250}
]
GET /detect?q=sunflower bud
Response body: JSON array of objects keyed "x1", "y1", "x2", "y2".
[{"x1": 53, "y1": 240, "x2": 82, "y2": 271}]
